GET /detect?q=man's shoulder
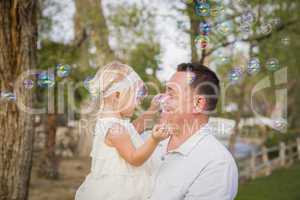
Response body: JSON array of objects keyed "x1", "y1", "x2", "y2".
[{"x1": 195, "y1": 134, "x2": 236, "y2": 164}]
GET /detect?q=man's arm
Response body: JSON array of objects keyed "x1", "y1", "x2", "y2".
[{"x1": 184, "y1": 160, "x2": 238, "y2": 200}]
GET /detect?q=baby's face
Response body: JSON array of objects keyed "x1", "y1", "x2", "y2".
[{"x1": 119, "y1": 81, "x2": 147, "y2": 117}]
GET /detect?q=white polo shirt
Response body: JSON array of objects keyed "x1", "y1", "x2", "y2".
[{"x1": 149, "y1": 123, "x2": 238, "y2": 200}]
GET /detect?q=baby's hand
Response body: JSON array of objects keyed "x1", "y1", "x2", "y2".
[{"x1": 152, "y1": 124, "x2": 170, "y2": 142}]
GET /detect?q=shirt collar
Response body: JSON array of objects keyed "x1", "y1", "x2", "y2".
[{"x1": 165, "y1": 122, "x2": 212, "y2": 156}]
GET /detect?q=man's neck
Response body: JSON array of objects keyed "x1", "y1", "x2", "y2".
[{"x1": 167, "y1": 114, "x2": 209, "y2": 152}]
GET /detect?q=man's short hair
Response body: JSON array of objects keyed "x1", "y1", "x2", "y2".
[{"x1": 177, "y1": 62, "x2": 220, "y2": 112}]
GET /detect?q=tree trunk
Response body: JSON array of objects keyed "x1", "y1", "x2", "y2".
[
  {"x1": 0, "y1": 1, "x2": 37, "y2": 200},
  {"x1": 187, "y1": 4, "x2": 199, "y2": 62},
  {"x1": 74, "y1": 0, "x2": 115, "y2": 67},
  {"x1": 37, "y1": 114, "x2": 59, "y2": 179}
]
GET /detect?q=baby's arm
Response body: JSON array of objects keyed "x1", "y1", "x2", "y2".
[
  {"x1": 105, "y1": 124, "x2": 168, "y2": 167},
  {"x1": 133, "y1": 94, "x2": 163, "y2": 134}
]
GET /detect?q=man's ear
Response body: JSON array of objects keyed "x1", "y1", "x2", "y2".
[{"x1": 193, "y1": 95, "x2": 206, "y2": 113}]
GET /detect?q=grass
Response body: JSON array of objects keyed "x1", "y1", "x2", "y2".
[{"x1": 236, "y1": 161, "x2": 300, "y2": 200}]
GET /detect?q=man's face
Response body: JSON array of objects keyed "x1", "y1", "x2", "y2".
[{"x1": 164, "y1": 71, "x2": 195, "y2": 116}]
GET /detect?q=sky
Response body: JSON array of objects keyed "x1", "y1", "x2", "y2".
[
  {"x1": 43, "y1": 0, "x2": 193, "y2": 81},
  {"x1": 44, "y1": 0, "x2": 251, "y2": 82}
]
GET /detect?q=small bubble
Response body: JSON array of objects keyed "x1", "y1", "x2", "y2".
[
  {"x1": 272, "y1": 118, "x2": 287, "y2": 132},
  {"x1": 228, "y1": 67, "x2": 243, "y2": 84},
  {"x1": 0, "y1": 92, "x2": 16, "y2": 102},
  {"x1": 37, "y1": 71, "x2": 55, "y2": 88},
  {"x1": 199, "y1": 22, "x2": 211, "y2": 35},
  {"x1": 247, "y1": 57, "x2": 260, "y2": 75},
  {"x1": 241, "y1": 10, "x2": 255, "y2": 25},
  {"x1": 217, "y1": 21, "x2": 233, "y2": 35},
  {"x1": 177, "y1": 21, "x2": 186, "y2": 30},
  {"x1": 186, "y1": 71, "x2": 196, "y2": 84},
  {"x1": 281, "y1": 37, "x2": 290, "y2": 46},
  {"x1": 23, "y1": 79, "x2": 34, "y2": 89},
  {"x1": 145, "y1": 68, "x2": 154, "y2": 75},
  {"x1": 210, "y1": 3, "x2": 224, "y2": 16},
  {"x1": 56, "y1": 64, "x2": 71, "y2": 78},
  {"x1": 83, "y1": 76, "x2": 94, "y2": 90},
  {"x1": 260, "y1": 23, "x2": 272, "y2": 35},
  {"x1": 266, "y1": 58, "x2": 280, "y2": 71},
  {"x1": 216, "y1": 51, "x2": 229, "y2": 64}
]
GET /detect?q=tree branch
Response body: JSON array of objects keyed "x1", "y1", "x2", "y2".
[{"x1": 204, "y1": 19, "x2": 299, "y2": 57}]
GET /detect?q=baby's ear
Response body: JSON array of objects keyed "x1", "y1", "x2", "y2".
[{"x1": 115, "y1": 91, "x2": 120, "y2": 99}]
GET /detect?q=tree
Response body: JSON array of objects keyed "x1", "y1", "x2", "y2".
[{"x1": 0, "y1": 0, "x2": 37, "y2": 199}]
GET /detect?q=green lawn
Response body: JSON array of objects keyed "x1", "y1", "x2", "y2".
[{"x1": 236, "y1": 161, "x2": 300, "y2": 200}]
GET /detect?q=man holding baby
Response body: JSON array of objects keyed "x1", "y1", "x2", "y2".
[{"x1": 136, "y1": 62, "x2": 238, "y2": 200}]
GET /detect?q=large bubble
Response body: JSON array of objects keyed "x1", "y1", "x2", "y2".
[
  {"x1": 37, "y1": 71, "x2": 55, "y2": 88},
  {"x1": 195, "y1": 2, "x2": 210, "y2": 17}
]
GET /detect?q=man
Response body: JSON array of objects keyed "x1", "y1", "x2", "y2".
[{"x1": 148, "y1": 62, "x2": 238, "y2": 200}]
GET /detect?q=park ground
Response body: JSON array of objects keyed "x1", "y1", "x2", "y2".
[{"x1": 28, "y1": 158, "x2": 300, "y2": 200}]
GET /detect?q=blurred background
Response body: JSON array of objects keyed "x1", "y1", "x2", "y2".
[{"x1": 0, "y1": 0, "x2": 299, "y2": 200}]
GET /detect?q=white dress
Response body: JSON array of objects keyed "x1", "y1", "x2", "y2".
[{"x1": 75, "y1": 117, "x2": 154, "y2": 200}]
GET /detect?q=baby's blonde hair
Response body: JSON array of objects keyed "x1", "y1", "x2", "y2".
[{"x1": 88, "y1": 61, "x2": 135, "y2": 98}]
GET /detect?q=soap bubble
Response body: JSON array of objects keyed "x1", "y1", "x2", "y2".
[
  {"x1": 199, "y1": 22, "x2": 211, "y2": 35},
  {"x1": 210, "y1": 2, "x2": 224, "y2": 16},
  {"x1": 145, "y1": 68, "x2": 154, "y2": 75},
  {"x1": 0, "y1": 92, "x2": 16, "y2": 102},
  {"x1": 23, "y1": 79, "x2": 34, "y2": 89},
  {"x1": 281, "y1": 37, "x2": 290, "y2": 46},
  {"x1": 266, "y1": 58, "x2": 280, "y2": 71},
  {"x1": 217, "y1": 21, "x2": 233, "y2": 35},
  {"x1": 247, "y1": 57, "x2": 260, "y2": 75},
  {"x1": 195, "y1": 35, "x2": 209, "y2": 49},
  {"x1": 83, "y1": 76, "x2": 94, "y2": 90},
  {"x1": 215, "y1": 51, "x2": 229, "y2": 64},
  {"x1": 177, "y1": 21, "x2": 187, "y2": 30},
  {"x1": 241, "y1": 10, "x2": 255, "y2": 25},
  {"x1": 272, "y1": 118, "x2": 288, "y2": 132},
  {"x1": 260, "y1": 23, "x2": 272, "y2": 35},
  {"x1": 37, "y1": 71, "x2": 55, "y2": 88},
  {"x1": 56, "y1": 64, "x2": 71, "y2": 78},
  {"x1": 228, "y1": 67, "x2": 243, "y2": 84},
  {"x1": 154, "y1": 94, "x2": 170, "y2": 113},
  {"x1": 195, "y1": 2, "x2": 210, "y2": 17},
  {"x1": 186, "y1": 72, "x2": 196, "y2": 84}
]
